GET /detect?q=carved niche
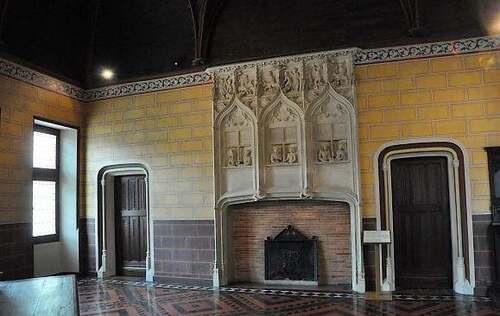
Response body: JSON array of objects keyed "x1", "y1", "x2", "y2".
[
  {"x1": 314, "y1": 101, "x2": 349, "y2": 164},
  {"x1": 222, "y1": 106, "x2": 253, "y2": 168},
  {"x1": 266, "y1": 100, "x2": 300, "y2": 166}
]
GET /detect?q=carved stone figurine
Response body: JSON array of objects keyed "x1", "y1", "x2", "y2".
[
  {"x1": 262, "y1": 68, "x2": 279, "y2": 95},
  {"x1": 284, "y1": 145, "x2": 297, "y2": 164},
  {"x1": 318, "y1": 144, "x2": 331, "y2": 162},
  {"x1": 282, "y1": 67, "x2": 302, "y2": 94},
  {"x1": 227, "y1": 148, "x2": 236, "y2": 167},
  {"x1": 237, "y1": 71, "x2": 256, "y2": 98},
  {"x1": 270, "y1": 145, "x2": 283, "y2": 164},
  {"x1": 332, "y1": 60, "x2": 349, "y2": 87},
  {"x1": 221, "y1": 76, "x2": 233, "y2": 100},
  {"x1": 335, "y1": 142, "x2": 346, "y2": 161},
  {"x1": 243, "y1": 148, "x2": 252, "y2": 166},
  {"x1": 310, "y1": 63, "x2": 324, "y2": 90}
]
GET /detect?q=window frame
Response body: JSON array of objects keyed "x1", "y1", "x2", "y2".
[{"x1": 32, "y1": 124, "x2": 60, "y2": 244}]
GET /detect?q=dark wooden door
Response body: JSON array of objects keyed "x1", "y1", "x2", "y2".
[
  {"x1": 115, "y1": 175, "x2": 147, "y2": 276},
  {"x1": 391, "y1": 157, "x2": 452, "y2": 289}
]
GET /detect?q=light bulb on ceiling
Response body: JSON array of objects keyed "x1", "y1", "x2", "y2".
[{"x1": 100, "y1": 68, "x2": 115, "y2": 80}]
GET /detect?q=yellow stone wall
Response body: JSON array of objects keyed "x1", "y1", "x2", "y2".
[
  {"x1": 82, "y1": 85, "x2": 213, "y2": 219},
  {"x1": 356, "y1": 51, "x2": 500, "y2": 217},
  {"x1": 1, "y1": 50, "x2": 498, "y2": 222},
  {"x1": 0, "y1": 76, "x2": 83, "y2": 224}
]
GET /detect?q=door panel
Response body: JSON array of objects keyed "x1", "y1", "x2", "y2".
[
  {"x1": 392, "y1": 157, "x2": 452, "y2": 289},
  {"x1": 115, "y1": 175, "x2": 147, "y2": 276}
]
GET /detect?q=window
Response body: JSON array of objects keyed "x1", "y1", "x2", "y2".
[{"x1": 32, "y1": 125, "x2": 59, "y2": 242}]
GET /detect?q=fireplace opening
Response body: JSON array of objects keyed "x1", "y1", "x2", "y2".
[
  {"x1": 228, "y1": 201, "x2": 351, "y2": 286},
  {"x1": 265, "y1": 225, "x2": 318, "y2": 283}
]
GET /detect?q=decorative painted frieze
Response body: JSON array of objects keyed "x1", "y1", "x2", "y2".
[
  {"x1": 83, "y1": 72, "x2": 213, "y2": 102},
  {"x1": 355, "y1": 35, "x2": 500, "y2": 64},
  {"x1": 0, "y1": 35, "x2": 498, "y2": 102},
  {"x1": 0, "y1": 57, "x2": 85, "y2": 100}
]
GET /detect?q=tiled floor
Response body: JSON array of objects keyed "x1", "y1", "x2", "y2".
[{"x1": 78, "y1": 278, "x2": 500, "y2": 315}]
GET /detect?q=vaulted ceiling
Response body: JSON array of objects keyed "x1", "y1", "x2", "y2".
[{"x1": 0, "y1": 0, "x2": 498, "y2": 88}]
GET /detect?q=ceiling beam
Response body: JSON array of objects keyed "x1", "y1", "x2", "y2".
[
  {"x1": 399, "y1": 0, "x2": 424, "y2": 37},
  {"x1": 187, "y1": 0, "x2": 227, "y2": 66}
]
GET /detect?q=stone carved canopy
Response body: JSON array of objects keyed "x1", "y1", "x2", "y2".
[
  {"x1": 209, "y1": 49, "x2": 365, "y2": 293},
  {"x1": 211, "y1": 49, "x2": 359, "y2": 202}
]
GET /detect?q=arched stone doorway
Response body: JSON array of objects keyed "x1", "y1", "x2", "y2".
[
  {"x1": 95, "y1": 163, "x2": 154, "y2": 281},
  {"x1": 374, "y1": 139, "x2": 475, "y2": 294}
]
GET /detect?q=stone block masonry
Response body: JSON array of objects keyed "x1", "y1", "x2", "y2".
[
  {"x1": 0, "y1": 76, "x2": 82, "y2": 280},
  {"x1": 473, "y1": 214, "x2": 496, "y2": 296},
  {"x1": 356, "y1": 51, "x2": 500, "y2": 217},
  {"x1": 154, "y1": 220, "x2": 214, "y2": 284},
  {"x1": 79, "y1": 218, "x2": 96, "y2": 275},
  {"x1": 82, "y1": 85, "x2": 213, "y2": 221},
  {"x1": 82, "y1": 85, "x2": 214, "y2": 282}
]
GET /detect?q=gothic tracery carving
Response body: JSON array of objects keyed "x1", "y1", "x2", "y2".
[
  {"x1": 212, "y1": 50, "x2": 356, "y2": 196},
  {"x1": 267, "y1": 101, "x2": 300, "y2": 166},
  {"x1": 269, "y1": 101, "x2": 298, "y2": 125}
]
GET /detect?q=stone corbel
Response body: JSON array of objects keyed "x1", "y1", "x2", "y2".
[
  {"x1": 253, "y1": 190, "x2": 265, "y2": 201},
  {"x1": 300, "y1": 189, "x2": 312, "y2": 199}
]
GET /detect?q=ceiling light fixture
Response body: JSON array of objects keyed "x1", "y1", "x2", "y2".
[{"x1": 100, "y1": 68, "x2": 115, "y2": 80}]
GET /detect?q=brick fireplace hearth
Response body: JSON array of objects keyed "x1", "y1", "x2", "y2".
[{"x1": 227, "y1": 201, "x2": 351, "y2": 286}]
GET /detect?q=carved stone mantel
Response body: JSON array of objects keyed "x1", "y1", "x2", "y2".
[{"x1": 208, "y1": 49, "x2": 365, "y2": 292}]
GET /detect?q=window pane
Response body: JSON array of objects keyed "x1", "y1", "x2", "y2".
[
  {"x1": 33, "y1": 180, "x2": 56, "y2": 237},
  {"x1": 33, "y1": 131, "x2": 57, "y2": 169}
]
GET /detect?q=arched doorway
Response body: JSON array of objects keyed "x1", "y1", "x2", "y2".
[
  {"x1": 95, "y1": 164, "x2": 153, "y2": 281},
  {"x1": 375, "y1": 139, "x2": 475, "y2": 295}
]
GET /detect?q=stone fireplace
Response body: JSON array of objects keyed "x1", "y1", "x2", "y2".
[
  {"x1": 229, "y1": 201, "x2": 351, "y2": 286},
  {"x1": 209, "y1": 48, "x2": 365, "y2": 292}
]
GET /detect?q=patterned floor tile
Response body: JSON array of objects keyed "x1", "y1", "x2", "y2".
[{"x1": 78, "y1": 279, "x2": 500, "y2": 315}]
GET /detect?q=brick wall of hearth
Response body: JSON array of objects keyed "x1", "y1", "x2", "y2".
[{"x1": 228, "y1": 201, "x2": 351, "y2": 285}]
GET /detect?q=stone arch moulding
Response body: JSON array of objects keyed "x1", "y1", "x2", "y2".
[
  {"x1": 209, "y1": 48, "x2": 366, "y2": 293},
  {"x1": 95, "y1": 163, "x2": 154, "y2": 282},
  {"x1": 374, "y1": 138, "x2": 475, "y2": 295}
]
